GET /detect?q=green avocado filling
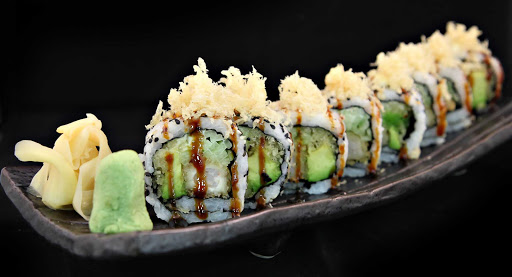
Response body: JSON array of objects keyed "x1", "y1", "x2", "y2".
[
  {"x1": 239, "y1": 126, "x2": 284, "y2": 198},
  {"x1": 470, "y1": 69, "x2": 489, "y2": 111},
  {"x1": 339, "y1": 107, "x2": 372, "y2": 165},
  {"x1": 415, "y1": 82, "x2": 436, "y2": 128},
  {"x1": 291, "y1": 127, "x2": 337, "y2": 182},
  {"x1": 152, "y1": 130, "x2": 234, "y2": 200},
  {"x1": 382, "y1": 101, "x2": 412, "y2": 151}
]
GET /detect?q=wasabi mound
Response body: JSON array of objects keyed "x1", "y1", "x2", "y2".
[{"x1": 89, "y1": 150, "x2": 153, "y2": 234}]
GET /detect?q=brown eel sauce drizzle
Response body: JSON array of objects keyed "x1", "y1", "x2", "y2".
[
  {"x1": 294, "y1": 112, "x2": 303, "y2": 182},
  {"x1": 229, "y1": 123, "x2": 241, "y2": 217},
  {"x1": 165, "y1": 153, "x2": 175, "y2": 199},
  {"x1": 436, "y1": 80, "x2": 448, "y2": 136},
  {"x1": 399, "y1": 89, "x2": 412, "y2": 160},
  {"x1": 256, "y1": 120, "x2": 267, "y2": 209},
  {"x1": 484, "y1": 54, "x2": 503, "y2": 102},
  {"x1": 336, "y1": 98, "x2": 343, "y2": 110},
  {"x1": 188, "y1": 118, "x2": 208, "y2": 220},
  {"x1": 464, "y1": 81, "x2": 473, "y2": 115},
  {"x1": 368, "y1": 101, "x2": 381, "y2": 175},
  {"x1": 328, "y1": 109, "x2": 344, "y2": 188},
  {"x1": 163, "y1": 121, "x2": 170, "y2": 140}
]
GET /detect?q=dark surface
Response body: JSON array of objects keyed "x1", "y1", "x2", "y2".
[
  {"x1": 2, "y1": 99, "x2": 512, "y2": 258},
  {"x1": 2, "y1": 0, "x2": 512, "y2": 276},
  {"x1": 1, "y1": 136, "x2": 511, "y2": 276}
]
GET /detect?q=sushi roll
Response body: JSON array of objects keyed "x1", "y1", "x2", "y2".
[
  {"x1": 424, "y1": 31, "x2": 473, "y2": 132},
  {"x1": 393, "y1": 42, "x2": 449, "y2": 146},
  {"x1": 368, "y1": 52, "x2": 427, "y2": 163},
  {"x1": 444, "y1": 22, "x2": 505, "y2": 113},
  {"x1": 143, "y1": 59, "x2": 249, "y2": 223},
  {"x1": 220, "y1": 66, "x2": 292, "y2": 208},
  {"x1": 272, "y1": 72, "x2": 348, "y2": 194},
  {"x1": 323, "y1": 64, "x2": 384, "y2": 177}
]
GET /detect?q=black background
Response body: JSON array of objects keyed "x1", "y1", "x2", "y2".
[{"x1": 2, "y1": 1, "x2": 511, "y2": 276}]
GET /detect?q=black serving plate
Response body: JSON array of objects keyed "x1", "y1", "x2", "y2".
[{"x1": 2, "y1": 100, "x2": 512, "y2": 258}]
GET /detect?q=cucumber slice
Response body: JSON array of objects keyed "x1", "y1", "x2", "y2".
[{"x1": 339, "y1": 107, "x2": 372, "y2": 141}]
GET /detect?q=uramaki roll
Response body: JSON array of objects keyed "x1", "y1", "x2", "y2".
[
  {"x1": 323, "y1": 64, "x2": 384, "y2": 177},
  {"x1": 369, "y1": 52, "x2": 427, "y2": 163},
  {"x1": 219, "y1": 66, "x2": 293, "y2": 208},
  {"x1": 143, "y1": 59, "x2": 249, "y2": 223},
  {"x1": 272, "y1": 72, "x2": 348, "y2": 195}
]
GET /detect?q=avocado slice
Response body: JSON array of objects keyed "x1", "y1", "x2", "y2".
[
  {"x1": 153, "y1": 144, "x2": 187, "y2": 200},
  {"x1": 382, "y1": 101, "x2": 412, "y2": 151},
  {"x1": 290, "y1": 127, "x2": 337, "y2": 183},
  {"x1": 152, "y1": 130, "x2": 234, "y2": 200},
  {"x1": 246, "y1": 148, "x2": 282, "y2": 197},
  {"x1": 239, "y1": 126, "x2": 284, "y2": 198},
  {"x1": 387, "y1": 127, "x2": 402, "y2": 150},
  {"x1": 306, "y1": 143, "x2": 336, "y2": 182},
  {"x1": 158, "y1": 151, "x2": 185, "y2": 200},
  {"x1": 470, "y1": 69, "x2": 489, "y2": 111}
]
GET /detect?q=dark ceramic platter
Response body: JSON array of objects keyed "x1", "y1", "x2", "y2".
[{"x1": 2, "y1": 99, "x2": 512, "y2": 258}]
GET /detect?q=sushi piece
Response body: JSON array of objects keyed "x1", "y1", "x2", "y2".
[
  {"x1": 444, "y1": 22, "x2": 505, "y2": 113},
  {"x1": 220, "y1": 66, "x2": 292, "y2": 208},
  {"x1": 394, "y1": 42, "x2": 449, "y2": 146},
  {"x1": 272, "y1": 72, "x2": 348, "y2": 194},
  {"x1": 368, "y1": 52, "x2": 427, "y2": 163},
  {"x1": 424, "y1": 31, "x2": 473, "y2": 132},
  {"x1": 143, "y1": 58, "x2": 249, "y2": 224},
  {"x1": 323, "y1": 64, "x2": 383, "y2": 177}
]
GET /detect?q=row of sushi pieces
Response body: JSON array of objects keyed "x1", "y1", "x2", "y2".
[{"x1": 143, "y1": 22, "x2": 505, "y2": 224}]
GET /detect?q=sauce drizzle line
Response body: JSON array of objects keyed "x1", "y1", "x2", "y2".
[{"x1": 189, "y1": 118, "x2": 208, "y2": 220}]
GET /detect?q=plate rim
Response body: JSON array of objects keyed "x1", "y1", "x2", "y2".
[{"x1": 2, "y1": 100, "x2": 512, "y2": 258}]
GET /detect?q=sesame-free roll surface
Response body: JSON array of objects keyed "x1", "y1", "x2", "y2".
[
  {"x1": 368, "y1": 52, "x2": 427, "y2": 163},
  {"x1": 323, "y1": 64, "x2": 384, "y2": 177},
  {"x1": 443, "y1": 22, "x2": 505, "y2": 113},
  {"x1": 272, "y1": 72, "x2": 348, "y2": 195}
]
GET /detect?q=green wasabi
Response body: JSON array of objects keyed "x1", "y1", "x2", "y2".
[{"x1": 89, "y1": 150, "x2": 153, "y2": 234}]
